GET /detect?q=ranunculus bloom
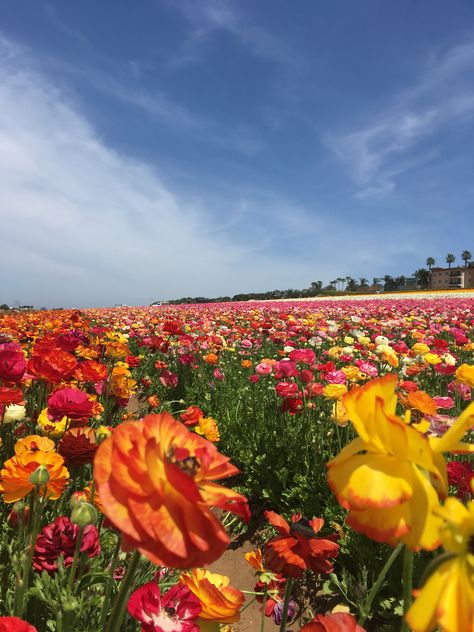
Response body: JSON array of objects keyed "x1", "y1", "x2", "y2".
[
  {"x1": 0, "y1": 386, "x2": 24, "y2": 406},
  {"x1": 300, "y1": 612, "x2": 366, "y2": 631},
  {"x1": 128, "y1": 581, "x2": 201, "y2": 632},
  {"x1": 94, "y1": 412, "x2": 247, "y2": 567},
  {"x1": 405, "y1": 390, "x2": 438, "y2": 415},
  {"x1": 58, "y1": 427, "x2": 98, "y2": 465},
  {"x1": 2, "y1": 403, "x2": 26, "y2": 424},
  {"x1": 194, "y1": 417, "x2": 220, "y2": 443},
  {"x1": 455, "y1": 363, "x2": 474, "y2": 388},
  {"x1": 14, "y1": 435, "x2": 55, "y2": 455},
  {"x1": 264, "y1": 511, "x2": 339, "y2": 578},
  {"x1": 0, "y1": 450, "x2": 69, "y2": 502},
  {"x1": 447, "y1": 460, "x2": 474, "y2": 499},
  {"x1": 406, "y1": 497, "x2": 474, "y2": 632},
  {"x1": 0, "y1": 350, "x2": 26, "y2": 383},
  {"x1": 180, "y1": 568, "x2": 244, "y2": 623},
  {"x1": 180, "y1": 406, "x2": 204, "y2": 426},
  {"x1": 33, "y1": 516, "x2": 100, "y2": 574},
  {"x1": 0, "y1": 617, "x2": 38, "y2": 632},
  {"x1": 47, "y1": 387, "x2": 94, "y2": 422},
  {"x1": 327, "y1": 374, "x2": 474, "y2": 550},
  {"x1": 74, "y1": 360, "x2": 108, "y2": 383},
  {"x1": 28, "y1": 348, "x2": 78, "y2": 382}
]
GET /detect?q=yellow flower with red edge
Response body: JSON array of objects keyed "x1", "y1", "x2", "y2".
[
  {"x1": 406, "y1": 496, "x2": 474, "y2": 632},
  {"x1": 327, "y1": 374, "x2": 474, "y2": 550},
  {"x1": 180, "y1": 568, "x2": 244, "y2": 623}
]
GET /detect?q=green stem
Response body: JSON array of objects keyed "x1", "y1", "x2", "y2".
[
  {"x1": 358, "y1": 543, "x2": 403, "y2": 626},
  {"x1": 13, "y1": 492, "x2": 44, "y2": 617},
  {"x1": 105, "y1": 549, "x2": 140, "y2": 632},
  {"x1": 99, "y1": 536, "x2": 122, "y2": 630},
  {"x1": 401, "y1": 547, "x2": 414, "y2": 632},
  {"x1": 260, "y1": 587, "x2": 268, "y2": 632},
  {"x1": 67, "y1": 526, "x2": 84, "y2": 592},
  {"x1": 279, "y1": 577, "x2": 294, "y2": 632}
]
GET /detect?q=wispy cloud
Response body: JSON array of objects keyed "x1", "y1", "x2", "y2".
[{"x1": 327, "y1": 40, "x2": 474, "y2": 197}]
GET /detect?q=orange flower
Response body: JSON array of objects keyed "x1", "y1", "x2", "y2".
[
  {"x1": 244, "y1": 547, "x2": 265, "y2": 573},
  {"x1": 240, "y1": 360, "x2": 252, "y2": 369},
  {"x1": 264, "y1": 511, "x2": 339, "y2": 578},
  {"x1": 93, "y1": 412, "x2": 247, "y2": 568},
  {"x1": 180, "y1": 568, "x2": 244, "y2": 623},
  {"x1": 0, "y1": 450, "x2": 69, "y2": 503},
  {"x1": 406, "y1": 390, "x2": 438, "y2": 416},
  {"x1": 204, "y1": 353, "x2": 219, "y2": 365},
  {"x1": 14, "y1": 435, "x2": 56, "y2": 455},
  {"x1": 195, "y1": 416, "x2": 220, "y2": 443}
]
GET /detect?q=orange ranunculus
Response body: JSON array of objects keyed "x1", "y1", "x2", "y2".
[
  {"x1": 93, "y1": 412, "x2": 247, "y2": 568},
  {"x1": 28, "y1": 348, "x2": 78, "y2": 382},
  {"x1": 204, "y1": 353, "x2": 219, "y2": 365},
  {"x1": 264, "y1": 511, "x2": 339, "y2": 578},
  {"x1": 179, "y1": 568, "x2": 244, "y2": 623},
  {"x1": 241, "y1": 360, "x2": 252, "y2": 369},
  {"x1": 14, "y1": 435, "x2": 56, "y2": 455},
  {"x1": 405, "y1": 390, "x2": 438, "y2": 416},
  {"x1": 74, "y1": 360, "x2": 108, "y2": 383},
  {"x1": 0, "y1": 450, "x2": 69, "y2": 503},
  {"x1": 195, "y1": 416, "x2": 220, "y2": 443}
]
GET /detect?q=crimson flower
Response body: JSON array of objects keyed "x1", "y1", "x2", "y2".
[
  {"x1": 33, "y1": 516, "x2": 100, "y2": 574},
  {"x1": 128, "y1": 582, "x2": 201, "y2": 632},
  {"x1": 264, "y1": 511, "x2": 339, "y2": 578},
  {"x1": 0, "y1": 350, "x2": 26, "y2": 383},
  {"x1": 58, "y1": 427, "x2": 98, "y2": 466},
  {"x1": 447, "y1": 460, "x2": 474, "y2": 500},
  {"x1": 47, "y1": 388, "x2": 94, "y2": 422}
]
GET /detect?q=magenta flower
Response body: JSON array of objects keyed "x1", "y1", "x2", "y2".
[{"x1": 128, "y1": 582, "x2": 201, "y2": 632}]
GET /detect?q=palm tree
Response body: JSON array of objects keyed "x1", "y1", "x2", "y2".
[
  {"x1": 372, "y1": 277, "x2": 381, "y2": 286},
  {"x1": 359, "y1": 277, "x2": 369, "y2": 287},
  {"x1": 426, "y1": 257, "x2": 435, "y2": 271},
  {"x1": 461, "y1": 250, "x2": 472, "y2": 268},
  {"x1": 446, "y1": 253, "x2": 456, "y2": 269}
]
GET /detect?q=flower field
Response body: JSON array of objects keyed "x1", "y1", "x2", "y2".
[{"x1": 0, "y1": 296, "x2": 473, "y2": 631}]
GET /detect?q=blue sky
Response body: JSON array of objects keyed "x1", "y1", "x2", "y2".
[{"x1": 0, "y1": 1, "x2": 473, "y2": 307}]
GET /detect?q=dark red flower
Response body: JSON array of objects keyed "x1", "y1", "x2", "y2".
[
  {"x1": 0, "y1": 617, "x2": 38, "y2": 632},
  {"x1": 47, "y1": 387, "x2": 94, "y2": 422},
  {"x1": 0, "y1": 350, "x2": 26, "y2": 383},
  {"x1": 33, "y1": 516, "x2": 100, "y2": 574},
  {"x1": 264, "y1": 512, "x2": 339, "y2": 578},
  {"x1": 58, "y1": 427, "x2": 98, "y2": 466},
  {"x1": 128, "y1": 582, "x2": 201, "y2": 632},
  {"x1": 447, "y1": 460, "x2": 474, "y2": 500}
]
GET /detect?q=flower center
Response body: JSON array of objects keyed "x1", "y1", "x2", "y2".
[
  {"x1": 290, "y1": 517, "x2": 317, "y2": 539},
  {"x1": 166, "y1": 446, "x2": 200, "y2": 477}
]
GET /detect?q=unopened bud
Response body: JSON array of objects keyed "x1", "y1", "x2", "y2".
[
  {"x1": 8, "y1": 501, "x2": 30, "y2": 527},
  {"x1": 63, "y1": 597, "x2": 79, "y2": 612},
  {"x1": 29, "y1": 464, "x2": 50, "y2": 486},
  {"x1": 71, "y1": 501, "x2": 98, "y2": 527},
  {"x1": 70, "y1": 491, "x2": 88, "y2": 508}
]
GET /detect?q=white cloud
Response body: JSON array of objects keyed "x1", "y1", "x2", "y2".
[{"x1": 327, "y1": 40, "x2": 474, "y2": 197}]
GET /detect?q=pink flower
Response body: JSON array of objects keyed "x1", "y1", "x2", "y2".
[
  {"x1": 447, "y1": 381, "x2": 472, "y2": 401},
  {"x1": 0, "y1": 350, "x2": 27, "y2": 383},
  {"x1": 33, "y1": 516, "x2": 100, "y2": 574},
  {"x1": 323, "y1": 370, "x2": 347, "y2": 384},
  {"x1": 128, "y1": 582, "x2": 201, "y2": 632},
  {"x1": 275, "y1": 361, "x2": 299, "y2": 378},
  {"x1": 354, "y1": 360, "x2": 378, "y2": 377},
  {"x1": 213, "y1": 368, "x2": 225, "y2": 381},
  {"x1": 255, "y1": 362, "x2": 273, "y2": 375},
  {"x1": 432, "y1": 396, "x2": 455, "y2": 410}
]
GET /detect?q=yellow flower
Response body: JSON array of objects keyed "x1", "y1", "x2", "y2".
[
  {"x1": 331, "y1": 400, "x2": 349, "y2": 427},
  {"x1": 455, "y1": 363, "x2": 474, "y2": 388},
  {"x1": 37, "y1": 408, "x2": 68, "y2": 438},
  {"x1": 195, "y1": 416, "x2": 220, "y2": 443},
  {"x1": 180, "y1": 568, "x2": 244, "y2": 623},
  {"x1": 406, "y1": 497, "x2": 474, "y2": 632},
  {"x1": 327, "y1": 375, "x2": 474, "y2": 551},
  {"x1": 424, "y1": 353, "x2": 441, "y2": 365},
  {"x1": 323, "y1": 384, "x2": 348, "y2": 400},
  {"x1": 412, "y1": 343, "x2": 430, "y2": 355},
  {"x1": 341, "y1": 366, "x2": 362, "y2": 382}
]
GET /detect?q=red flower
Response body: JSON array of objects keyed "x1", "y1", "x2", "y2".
[
  {"x1": 0, "y1": 350, "x2": 26, "y2": 383},
  {"x1": 128, "y1": 582, "x2": 201, "y2": 632},
  {"x1": 159, "y1": 369, "x2": 178, "y2": 388},
  {"x1": 180, "y1": 406, "x2": 204, "y2": 426},
  {"x1": 264, "y1": 512, "x2": 339, "y2": 578},
  {"x1": 300, "y1": 612, "x2": 366, "y2": 631},
  {"x1": 28, "y1": 348, "x2": 78, "y2": 382},
  {"x1": 47, "y1": 387, "x2": 94, "y2": 422},
  {"x1": 33, "y1": 516, "x2": 100, "y2": 574},
  {"x1": 0, "y1": 617, "x2": 37, "y2": 632},
  {"x1": 58, "y1": 427, "x2": 98, "y2": 466},
  {"x1": 0, "y1": 386, "x2": 24, "y2": 406}
]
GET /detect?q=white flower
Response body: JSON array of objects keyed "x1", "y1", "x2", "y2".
[{"x1": 3, "y1": 404, "x2": 26, "y2": 424}]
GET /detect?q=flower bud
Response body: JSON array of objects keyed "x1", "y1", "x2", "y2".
[
  {"x1": 70, "y1": 491, "x2": 88, "y2": 508},
  {"x1": 71, "y1": 501, "x2": 98, "y2": 527},
  {"x1": 96, "y1": 425, "x2": 111, "y2": 444},
  {"x1": 8, "y1": 501, "x2": 30, "y2": 527},
  {"x1": 29, "y1": 464, "x2": 50, "y2": 486},
  {"x1": 63, "y1": 596, "x2": 80, "y2": 611}
]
